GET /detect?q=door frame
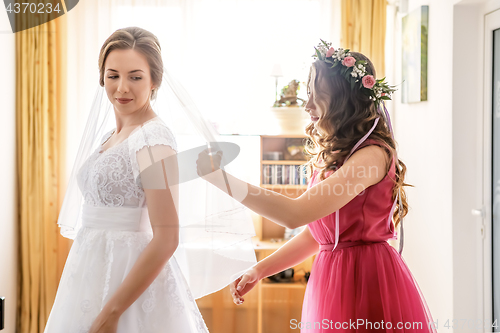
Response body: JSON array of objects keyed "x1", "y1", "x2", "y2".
[{"x1": 482, "y1": 8, "x2": 500, "y2": 328}]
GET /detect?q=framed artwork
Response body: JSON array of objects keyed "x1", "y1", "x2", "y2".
[{"x1": 402, "y1": 5, "x2": 429, "y2": 103}]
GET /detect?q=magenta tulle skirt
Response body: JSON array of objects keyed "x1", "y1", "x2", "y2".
[{"x1": 300, "y1": 241, "x2": 437, "y2": 332}]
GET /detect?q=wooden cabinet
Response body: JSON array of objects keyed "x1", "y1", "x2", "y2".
[
  {"x1": 196, "y1": 134, "x2": 316, "y2": 333},
  {"x1": 252, "y1": 134, "x2": 316, "y2": 333}
]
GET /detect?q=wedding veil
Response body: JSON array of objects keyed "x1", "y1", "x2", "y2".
[{"x1": 57, "y1": 67, "x2": 257, "y2": 299}]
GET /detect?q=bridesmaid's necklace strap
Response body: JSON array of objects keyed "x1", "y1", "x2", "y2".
[
  {"x1": 331, "y1": 116, "x2": 404, "y2": 256},
  {"x1": 381, "y1": 101, "x2": 405, "y2": 255},
  {"x1": 333, "y1": 209, "x2": 339, "y2": 251},
  {"x1": 398, "y1": 188, "x2": 404, "y2": 255},
  {"x1": 344, "y1": 117, "x2": 380, "y2": 162},
  {"x1": 332, "y1": 117, "x2": 378, "y2": 252}
]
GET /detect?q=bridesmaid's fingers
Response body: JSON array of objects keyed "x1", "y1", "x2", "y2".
[
  {"x1": 230, "y1": 284, "x2": 244, "y2": 304},
  {"x1": 231, "y1": 292, "x2": 243, "y2": 305},
  {"x1": 229, "y1": 277, "x2": 241, "y2": 295},
  {"x1": 237, "y1": 274, "x2": 250, "y2": 292},
  {"x1": 230, "y1": 277, "x2": 244, "y2": 305}
]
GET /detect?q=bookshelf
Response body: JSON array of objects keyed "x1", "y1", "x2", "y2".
[
  {"x1": 255, "y1": 134, "x2": 309, "y2": 240},
  {"x1": 253, "y1": 134, "x2": 315, "y2": 333}
]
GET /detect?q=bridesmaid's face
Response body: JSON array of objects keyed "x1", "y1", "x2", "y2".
[
  {"x1": 103, "y1": 49, "x2": 154, "y2": 115},
  {"x1": 305, "y1": 67, "x2": 328, "y2": 135},
  {"x1": 305, "y1": 82, "x2": 320, "y2": 122}
]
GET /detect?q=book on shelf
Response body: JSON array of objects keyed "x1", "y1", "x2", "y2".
[{"x1": 262, "y1": 164, "x2": 308, "y2": 185}]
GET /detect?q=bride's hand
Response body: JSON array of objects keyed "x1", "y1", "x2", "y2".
[
  {"x1": 88, "y1": 309, "x2": 119, "y2": 333},
  {"x1": 196, "y1": 148, "x2": 223, "y2": 179},
  {"x1": 229, "y1": 267, "x2": 261, "y2": 305}
]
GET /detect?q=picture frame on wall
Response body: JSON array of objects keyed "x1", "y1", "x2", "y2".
[{"x1": 402, "y1": 5, "x2": 429, "y2": 103}]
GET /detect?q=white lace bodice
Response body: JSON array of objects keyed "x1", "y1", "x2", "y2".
[{"x1": 76, "y1": 118, "x2": 178, "y2": 208}]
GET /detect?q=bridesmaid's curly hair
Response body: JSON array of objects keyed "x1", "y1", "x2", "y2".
[
  {"x1": 303, "y1": 52, "x2": 413, "y2": 228},
  {"x1": 98, "y1": 26, "x2": 163, "y2": 101}
]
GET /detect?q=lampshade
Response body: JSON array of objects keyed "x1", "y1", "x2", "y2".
[{"x1": 270, "y1": 64, "x2": 283, "y2": 77}]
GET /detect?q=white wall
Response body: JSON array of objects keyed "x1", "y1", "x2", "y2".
[
  {"x1": 0, "y1": 8, "x2": 18, "y2": 333},
  {"x1": 393, "y1": 0, "x2": 455, "y2": 327},
  {"x1": 452, "y1": 0, "x2": 483, "y2": 328},
  {"x1": 394, "y1": 0, "x2": 500, "y2": 331}
]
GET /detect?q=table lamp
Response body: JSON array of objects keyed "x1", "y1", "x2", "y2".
[{"x1": 271, "y1": 64, "x2": 283, "y2": 105}]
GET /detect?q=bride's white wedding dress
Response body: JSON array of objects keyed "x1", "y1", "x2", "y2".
[{"x1": 44, "y1": 117, "x2": 209, "y2": 333}]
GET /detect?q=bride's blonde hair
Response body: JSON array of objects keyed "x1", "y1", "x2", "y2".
[{"x1": 98, "y1": 26, "x2": 163, "y2": 101}]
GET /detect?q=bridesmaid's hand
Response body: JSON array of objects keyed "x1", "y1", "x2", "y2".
[
  {"x1": 229, "y1": 266, "x2": 261, "y2": 305},
  {"x1": 88, "y1": 309, "x2": 119, "y2": 333},
  {"x1": 196, "y1": 148, "x2": 223, "y2": 179}
]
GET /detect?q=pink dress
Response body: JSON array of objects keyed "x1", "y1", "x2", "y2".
[{"x1": 301, "y1": 136, "x2": 437, "y2": 332}]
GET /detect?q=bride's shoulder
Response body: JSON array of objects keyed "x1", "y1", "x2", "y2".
[
  {"x1": 129, "y1": 118, "x2": 178, "y2": 152},
  {"x1": 142, "y1": 118, "x2": 174, "y2": 133}
]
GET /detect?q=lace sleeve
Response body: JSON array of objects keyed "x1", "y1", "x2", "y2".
[{"x1": 128, "y1": 121, "x2": 178, "y2": 186}]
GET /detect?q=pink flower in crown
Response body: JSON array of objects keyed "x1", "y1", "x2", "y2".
[
  {"x1": 362, "y1": 75, "x2": 376, "y2": 89},
  {"x1": 342, "y1": 56, "x2": 356, "y2": 67},
  {"x1": 326, "y1": 47, "x2": 335, "y2": 58}
]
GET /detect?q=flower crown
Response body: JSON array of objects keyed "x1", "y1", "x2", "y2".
[{"x1": 312, "y1": 39, "x2": 396, "y2": 106}]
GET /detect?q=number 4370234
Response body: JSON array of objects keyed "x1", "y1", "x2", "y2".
[{"x1": 6, "y1": 2, "x2": 62, "y2": 14}]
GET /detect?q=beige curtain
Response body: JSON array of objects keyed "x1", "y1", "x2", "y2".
[
  {"x1": 341, "y1": 0, "x2": 387, "y2": 78},
  {"x1": 15, "y1": 11, "x2": 69, "y2": 333}
]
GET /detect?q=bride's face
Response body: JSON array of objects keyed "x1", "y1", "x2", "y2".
[{"x1": 103, "y1": 49, "x2": 154, "y2": 114}]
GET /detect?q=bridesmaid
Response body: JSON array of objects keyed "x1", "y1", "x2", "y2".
[{"x1": 196, "y1": 42, "x2": 437, "y2": 332}]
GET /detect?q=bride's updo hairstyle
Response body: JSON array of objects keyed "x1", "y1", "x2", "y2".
[
  {"x1": 98, "y1": 26, "x2": 163, "y2": 101},
  {"x1": 304, "y1": 51, "x2": 412, "y2": 228}
]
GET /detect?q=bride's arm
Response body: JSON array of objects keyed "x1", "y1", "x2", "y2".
[
  {"x1": 99, "y1": 145, "x2": 179, "y2": 318},
  {"x1": 198, "y1": 145, "x2": 389, "y2": 230}
]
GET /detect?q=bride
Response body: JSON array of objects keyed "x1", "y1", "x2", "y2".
[{"x1": 44, "y1": 26, "x2": 255, "y2": 333}]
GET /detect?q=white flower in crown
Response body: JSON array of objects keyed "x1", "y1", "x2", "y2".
[{"x1": 316, "y1": 40, "x2": 332, "y2": 56}]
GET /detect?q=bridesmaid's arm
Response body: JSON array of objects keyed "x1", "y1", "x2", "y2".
[
  {"x1": 199, "y1": 145, "x2": 389, "y2": 229},
  {"x1": 96, "y1": 145, "x2": 179, "y2": 321},
  {"x1": 230, "y1": 226, "x2": 319, "y2": 302},
  {"x1": 254, "y1": 225, "x2": 319, "y2": 280}
]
